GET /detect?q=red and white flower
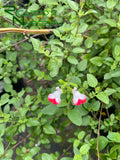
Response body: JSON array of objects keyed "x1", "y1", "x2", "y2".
[
  {"x1": 72, "y1": 87, "x2": 86, "y2": 105},
  {"x1": 48, "y1": 87, "x2": 63, "y2": 105}
]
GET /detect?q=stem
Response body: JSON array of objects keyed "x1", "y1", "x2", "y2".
[{"x1": 97, "y1": 102, "x2": 103, "y2": 160}]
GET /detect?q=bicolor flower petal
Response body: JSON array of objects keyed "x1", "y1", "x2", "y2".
[
  {"x1": 72, "y1": 87, "x2": 86, "y2": 105},
  {"x1": 48, "y1": 87, "x2": 63, "y2": 105}
]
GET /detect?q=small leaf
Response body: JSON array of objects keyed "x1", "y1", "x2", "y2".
[
  {"x1": 28, "y1": 3, "x2": 39, "y2": 12},
  {"x1": 68, "y1": 109, "x2": 82, "y2": 126},
  {"x1": 0, "y1": 140, "x2": 4, "y2": 155},
  {"x1": 90, "y1": 57, "x2": 103, "y2": 66},
  {"x1": 67, "y1": 0, "x2": 78, "y2": 11},
  {"x1": 107, "y1": 132, "x2": 120, "y2": 143},
  {"x1": 77, "y1": 59, "x2": 87, "y2": 71},
  {"x1": 85, "y1": 37, "x2": 93, "y2": 48},
  {"x1": 53, "y1": 29, "x2": 61, "y2": 37},
  {"x1": 103, "y1": 19, "x2": 116, "y2": 27},
  {"x1": 42, "y1": 153, "x2": 53, "y2": 160},
  {"x1": 107, "y1": 0, "x2": 117, "y2": 9},
  {"x1": 104, "y1": 88, "x2": 116, "y2": 96},
  {"x1": 67, "y1": 56, "x2": 78, "y2": 64},
  {"x1": 43, "y1": 124, "x2": 56, "y2": 134},
  {"x1": 85, "y1": 9, "x2": 97, "y2": 15},
  {"x1": 96, "y1": 92, "x2": 109, "y2": 104},
  {"x1": 80, "y1": 144, "x2": 90, "y2": 154},
  {"x1": 87, "y1": 74, "x2": 98, "y2": 88}
]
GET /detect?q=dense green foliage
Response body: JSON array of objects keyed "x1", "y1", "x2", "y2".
[{"x1": 0, "y1": 0, "x2": 120, "y2": 159}]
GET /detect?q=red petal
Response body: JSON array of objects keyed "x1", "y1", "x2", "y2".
[{"x1": 52, "y1": 99, "x2": 59, "y2": 105}]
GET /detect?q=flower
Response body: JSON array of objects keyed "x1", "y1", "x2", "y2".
[
  {"x1": 48, "y1": 87, "x2": 63, "y2": 105},
  {"x1": 72, "y1": 87, "x2": 86, "y2": 105}
]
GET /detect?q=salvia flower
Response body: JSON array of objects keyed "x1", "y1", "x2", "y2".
[
  {"x1": 72, "y1": 87, "x2": 86, "y2": 105},
  {"x1": 48, "y1": 87, "x2": 63, "y2": 105}
]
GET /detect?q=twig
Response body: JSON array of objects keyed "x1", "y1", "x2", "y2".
[
  {"x1": 0, "y1": 33, "x2": 42, "y2": 53},
  {"x1": 106, "y1": 108, "x2": 112, "y2": 132},
  {"x1": 58, "y1": 144, "x2": 72, "y2": 160},
  {"x1": 0, "y1": 28, "x2": 53, "y2": 34},
  {"x1": 97, "y1": 102, "x2": 103, "y2": 160},
  {"x1": 10, "y1": 134, "x2": 31, "y2": 150},
  {"x1": 1, "y1": 16, "x2": 20, "y2": 28}
]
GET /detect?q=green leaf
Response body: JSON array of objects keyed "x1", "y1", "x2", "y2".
[
  {"x1": 107, "y1": 131, "x2": 120, "y2": 142},
  {"x1": 96, "y1": 92, "x2": 109, "y2": 104},
  {"x1": 78, "y1": 131, "x2": 85, "y2": 140},
  {"x1": 80, "y1": 144, "x2": 90, "y2": 154},
  {"x1": 104, "y1": 71, "x2": 120, "y2": 79},
  {"x1": 30, "y1": 37, "x2": 41, "y2": 52},
  {"x1": 6, "y1": 51, "x2": 17, "y2": 61},
  {"x1": 28, "y1": 3, "x2": 39, "y2": 12},
  {"x1": 85, "y1": 9, "x2": 97, "y2": 15},
  {"x1": 61, "y1": 158, "x2": 73, "y2": 160},
  {"x1": 78, "y1": 23, "x2": 88, "y2": 33},
  {"x1": 0, "y1": 140, "x2": 4, "y2": 155},
  {"x1": 114, "y1": 45, "x2": 120, "y2": 56},
  {"x1": 68, "y1": 109, "x2": 82, "y2": 126},
  {"x1": 67, "y1": 56, "x2": 78, "y2": 64},
  {"x1": 67, "y1": 0, "x2": 78, "y2": 11},
  {"x1": 70, "y1": 76, "x2": 81, "y2": 85},
  {"x1": 103, "y1": 19, "x2": 116, "y2": 27},
  {"x1": 72, "y1": 36, "x2": 83, "y2": 46},
  {"x1": 90, "y1": 57, "x2": 103, "y2": 66},
  {"x1": 107, "y1": 0, "x2": 117, "y2": 9},
  {"x1": 96, "y1": 38, "x2": 109, "y2": 46},
  {"x1": 38, "y1": 0, "x2": 58, "y2": 5},
  {"x1": 0, "y1": 124, "x2": 5, "y2": 137},
  {"x1": 3, "y1": 83, "x2": 13, "y2": 92},
  {"x1": 87, "y1": 74, "x2": 98, "y2": 88},
  {"x1": 92, "y1": 101, "x2": 100, "y2": 111},
  {"x1": 104, "y1": 88, "x2": 116, "y2": 96},
  {"x1": 53, "y1": 29, "x2": 61, "y2": 37},
  {"x1": 93, "y1": 136, "x2": 108, "y2": 151},
  {"x1": 77, "y1": 59, "x2": 87, "y2": 71},
  {"x1": 72, "y1": 47, "x2": 85, "y2": 54},
  {"x1": 41, "y1": 104, "x2": 59, "y2": 115},
  {"x1": 27, "y1": 118, "x2": 40, "y2": 127},
  {"x1": 85, "y1": 37, "x2": 93, "y2": 48},
  {"x1": 43, "y1": 124, "x2": 56, "y2": 134},
  {"x1": 41, "y1": 153, "x2": 53, "y2": 160}
]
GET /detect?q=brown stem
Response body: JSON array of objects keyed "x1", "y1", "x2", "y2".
[{"x1": 0, "y1": 28, "x2": 53, "y2": 34}]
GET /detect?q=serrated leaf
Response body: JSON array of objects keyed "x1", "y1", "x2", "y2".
[
  {"x1": 67, "y1": 0, "x2": 78, "y2": 11},
  {"x1": 68, "y1": 109, "x2": 82, "y2": 126},
  {"x1": 67, "y1": 56, "x2": 78, "y2": 64},
  {"x1": 87, "y1": 74, "x2": 98, "y2": 88},
  {"x1": 96, "y1": 92, "x2": 109, "y2": 104}
]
